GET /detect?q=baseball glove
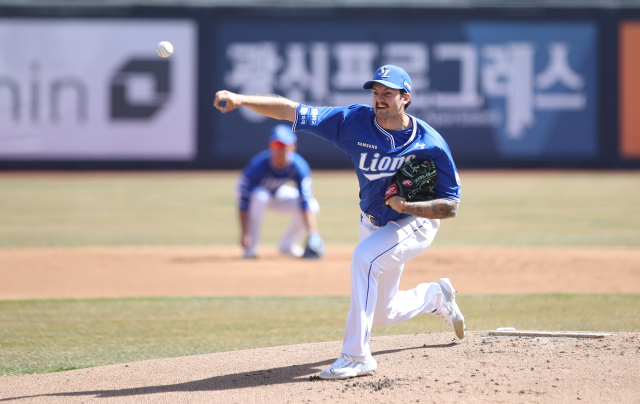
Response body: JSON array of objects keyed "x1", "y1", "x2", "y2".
[
  {"x1": 303, "y1": 233, "x2": 325, "y2": 259},
  {"x1": 384, "y1": 159, "x2": 437, "y2": 205}
]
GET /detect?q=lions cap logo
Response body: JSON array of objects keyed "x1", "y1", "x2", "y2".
[{"x1": 379, "y1": 66, "x2": 390, "y2": 78}]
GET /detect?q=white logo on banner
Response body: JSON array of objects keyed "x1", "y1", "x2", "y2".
[
  {"x1": 224, "y1": 40, "x2": 587, "y2": 140},
  {"x1": 0, "y1": 19, "x2": 196, "y2": 160}
]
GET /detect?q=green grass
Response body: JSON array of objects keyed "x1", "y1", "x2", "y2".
[
  {"x1": 436, "y1": 171, "x2": 640, "y2": 246},
  {"x1": 0, "y1": 170, "x2": 639, "y2": 247},
  {"x1": 1, "y1": 294, "x2": 639, "y2": 376},
  {"x1": 0, "y1": 171, "x2": 361, "y2": 247},
  {"x1": 0, "y1": 172, "x2": 240, "y2": 247}
]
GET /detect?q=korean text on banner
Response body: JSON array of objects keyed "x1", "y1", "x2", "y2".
[{"x1": 215, "y1": 21, "x2": 598, "y2": 166}]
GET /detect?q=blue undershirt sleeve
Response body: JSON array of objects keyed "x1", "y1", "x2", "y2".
[
  {"x1": 238, "y1": 166, "x2": 261, "y2": 211},
  {"x1": 293, "y1": 157, "x2": 313, "y2": 211}
]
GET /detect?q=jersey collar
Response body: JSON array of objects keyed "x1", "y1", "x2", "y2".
[{"x1": 373, "y1": 115, "x2": 417, "y2": 150}]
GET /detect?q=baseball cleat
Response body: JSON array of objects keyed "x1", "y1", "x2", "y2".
[
  {"x1": 318, "y1": 353, "x2": 377, "y2": 380},
  {"x1": 242, "y1": 250, "x2": 258, "y2": 259},
  {"x1": 432, "y1": 278, "x2": 466, "y2": 339},
  {"x1": 280, "y1": 245, "x2": 305, "y2": 258}
]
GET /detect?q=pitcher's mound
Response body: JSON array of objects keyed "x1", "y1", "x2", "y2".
[{"x1": 2, "y1": 331, "x2": 638, "y2": 403}]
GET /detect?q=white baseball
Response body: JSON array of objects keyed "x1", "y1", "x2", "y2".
[{"x1": 156, "y1": 41, "x2": 173, "y2": 58}]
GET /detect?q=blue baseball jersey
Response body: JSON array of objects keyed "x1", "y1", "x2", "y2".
[
  {"x1": 293, "y1": 104, "x2": 461, "y2": 226},
  {"x1": 238, "y1": 150, "x2": 314, "y2": 212}
]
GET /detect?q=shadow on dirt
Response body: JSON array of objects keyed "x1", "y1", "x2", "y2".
[
  {"x1": 0, "y1": 343, "x2": 457, "y2": 401},
  {"x1": 169, "y1": 255, "x2": 303, "y2": 264}
]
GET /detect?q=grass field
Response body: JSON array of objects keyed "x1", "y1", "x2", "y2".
[
  {"x1": 1, "y1": 170, "x2": 639, "y2": 376},
  {"x1": 0, "y1": 170, "x2": 639, "y2": 247},
  {"x1": 1, "y1": 294, "x2": 639, "y2": 376}
]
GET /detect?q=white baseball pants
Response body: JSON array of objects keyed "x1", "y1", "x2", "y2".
[
  {"x1": 245, "y1": 185, "x2": 319, "y2": 256},
  {"x1": 341, "y1": 213, "x2": 444, "y2": 359}
]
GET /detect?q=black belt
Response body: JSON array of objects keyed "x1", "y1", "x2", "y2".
[{"x1": 364, "y1": 213, "x2": 383, "y2": 227}]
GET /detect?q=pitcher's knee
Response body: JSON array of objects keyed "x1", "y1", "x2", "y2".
[{"x1": 372, "y1": 306, "x2": 396, "y2": 327}]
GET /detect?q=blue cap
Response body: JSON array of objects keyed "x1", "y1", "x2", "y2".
[
  {"x1": 269, "y1": 124, "x2": 297, "y2": 145},
  {"x1": 363, "y1": 65, "x2": 412, "y2": 93}
]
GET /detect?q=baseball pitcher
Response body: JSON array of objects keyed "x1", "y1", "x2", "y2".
[{"x1": 215, "y1": 65, "x2": 465, "y2": 379}]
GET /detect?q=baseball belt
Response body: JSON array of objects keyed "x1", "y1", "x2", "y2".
[{"x1": 364, "y1": 213, "x2": 383, "y2": 227}]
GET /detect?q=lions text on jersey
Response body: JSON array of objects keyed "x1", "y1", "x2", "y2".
[{"x1": 293, "y1": 104, "x2": 460, "y2": 226}]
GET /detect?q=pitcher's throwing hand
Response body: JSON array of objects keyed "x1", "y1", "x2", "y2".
[{"x1": 213, "y1": 90, "x2": 241, "y2": 113}]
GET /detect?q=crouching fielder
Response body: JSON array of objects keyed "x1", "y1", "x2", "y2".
[
  {"x1": 238, "y1": 124, "x2": 323, "y2": 259},
  {"x1": 216, "y1": 65, "x2": 465, "y2": 379}
]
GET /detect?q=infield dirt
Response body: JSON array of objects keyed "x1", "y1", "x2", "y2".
[
  {"x1": 1, "y1": 245, "x2": 639, "y2": 299},
  {"x1": 1, "y1": 331, "x2": 639, "y2": 403},
  {"x1": 1, "y1": 245, "x2": 639, "y2": 403}
]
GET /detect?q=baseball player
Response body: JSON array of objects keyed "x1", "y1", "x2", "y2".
[
  {"x1": 215, "y1": 65, "x2": 465, "y2": 379},
  {"x1": 238, "y1": 124, "x2": 324, "y2": 259}
]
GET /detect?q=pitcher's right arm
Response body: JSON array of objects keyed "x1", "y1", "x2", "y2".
[{"x1": 214, "y1": 91, "x2": 297, "y2": 122}]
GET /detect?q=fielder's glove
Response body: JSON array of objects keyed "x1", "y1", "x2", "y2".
[
  {"x1": 384, "y1": 159, "x2": 438, "y2": 205},
  {"x1": 303, "y1": 233, "x2": 325, "y2": 260}
]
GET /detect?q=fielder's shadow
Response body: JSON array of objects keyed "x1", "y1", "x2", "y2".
[
  {"x1": 170, "y1": 255, "x2": 303, "y2": 264},
  {"x1": 1, "y1": 343, "x2": 457, "y2": 401}
]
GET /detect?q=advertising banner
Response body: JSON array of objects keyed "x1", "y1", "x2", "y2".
[
  {"x1": 215, "y1": 21, "x2": 598, "y2": 167},
  {"x1": 0, "y1": 19, "x2": 197, "y2": 160},
  {"x1": 620, "y1": 21, "x2": 640, "y2": 160}
]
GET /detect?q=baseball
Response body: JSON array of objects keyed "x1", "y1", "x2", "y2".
[{"x1": 156, "y1": 41, "x2": 173, "y2": 58}]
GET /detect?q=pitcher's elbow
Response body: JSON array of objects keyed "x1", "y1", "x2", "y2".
[{"x1": 447, "y1": 202, "x2": 458, "y2": 219}]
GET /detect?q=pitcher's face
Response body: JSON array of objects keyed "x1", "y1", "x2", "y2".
[{"x1": 371, "y1": 83, "x2": 409, "y2": 120}]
